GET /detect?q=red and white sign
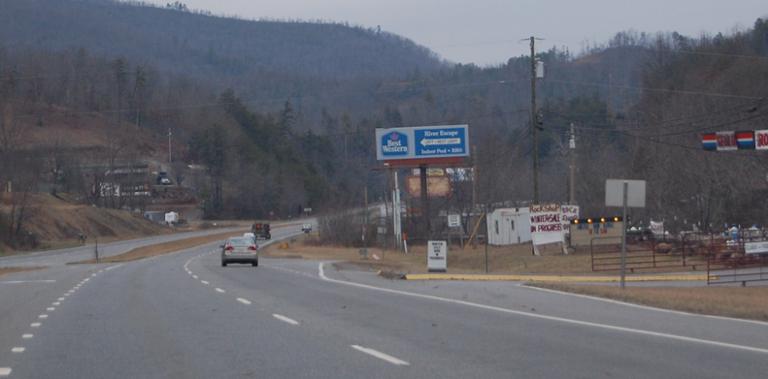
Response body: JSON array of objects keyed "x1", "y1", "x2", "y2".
[
  {"x1": 530, "y1": 204, "x2": 564, "y2": 246},
  {"x1": 716, "y1": 131, "x2": 737, "y2": 151},
  {"x1": 756, "y1": 130, "x2": 768, "y2": 150}
]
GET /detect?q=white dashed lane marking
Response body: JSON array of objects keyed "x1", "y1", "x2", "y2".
[
  {"x1": 22, "y1": 334, "x2": 33, "y2": 339},
  {"x1": 215, "y1": 288, "x2": 225, "y2": 293},
  {"x1": 350, "y1": 345, "x2": 410, "y2": 366},
  {"x1": 201, "y1": 280, "x2": 209, "y2": 285},
  {"x1": 0, "y1": 367, "x2": 10, "y2": 376},
  {"x1": 38, "y1": 314, "x2": 48, "y2": 319},
  {"x1": 46, "y1": 307, "x2": 55, "y2": 311},
  {"x1": 11, "y1": 347, "x2": 25, "y2": 353},
  {"x1": 30, "y1": 323, "x2": 41, "y2": 328},
  {"x1": 272, "y1": 314, "x2": 300, "y2": 325},
  {"x1": 236, "y1": 298, "x2": 252, "y2": 305},
  {"x1": 0, "y1": 280, "x2": 56, "y2": 284}
]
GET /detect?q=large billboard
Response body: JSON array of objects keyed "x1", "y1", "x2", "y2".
[{"x1": 375, "y1": 125, "x2": 470, "y2": 161}]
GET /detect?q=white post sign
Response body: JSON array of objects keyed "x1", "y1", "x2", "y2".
[
  {"x1": 447, "y1": 214, "x2": 461, "y2": 228},
  {"x1": 427, "y1": 240, "x2": 448, "y2": 272}
]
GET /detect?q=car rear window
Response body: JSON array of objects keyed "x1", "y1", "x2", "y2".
[{"x1": 228, "y1": 237, "x2": 251, "y2": 246}]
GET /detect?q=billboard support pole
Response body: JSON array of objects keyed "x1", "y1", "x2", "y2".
[
  {"x1": 420, "y1": 165, "x2": 430, "y2": 239},
  {"x1": 393, "y1": 170, "x2": 402, "y2": 250}
]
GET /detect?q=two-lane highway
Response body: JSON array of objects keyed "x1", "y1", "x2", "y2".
[{"x1": 2, "y1": 223, "x2": 768, "y2": 378}]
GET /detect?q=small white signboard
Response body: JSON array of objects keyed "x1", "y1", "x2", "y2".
[
  {"x1": 560, "y1": 205, "x2": 579, "y2": 235},
  {"x1": 605, "y1": 179, "x2": 646, "y2": 208},
  {"x1": 447, "y1": 214, "x2": 461, "y2": 228},
  {"x1": 427, "y1": 240, "x2": 448, "y2": 272},
  {"x1": 745, "y1": 241, "x2": 768, "y2": 255}
]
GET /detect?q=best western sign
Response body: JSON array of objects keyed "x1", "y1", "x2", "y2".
[{"x1": 375, "y1": 125, "x2": 470, "y2": 161}]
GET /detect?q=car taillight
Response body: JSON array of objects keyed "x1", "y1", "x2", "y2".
[
  {"x1": 248, "y1": 245, "x2": 257, "y2": 251},
  {"x1": 225, "y1": 245, "x2": 234, "y2": 251}
]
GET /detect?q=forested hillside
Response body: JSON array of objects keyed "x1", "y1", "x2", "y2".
[{"x1": 1, "y1": 0, "x2": 767, "y2": 248}]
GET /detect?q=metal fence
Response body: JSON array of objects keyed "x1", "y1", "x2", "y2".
[
  {"x1": 589, "y1": 235, "x2": 713, "y2": 273},
  {"x1": 707, "y1": 253, "x2": 768, "y2": 286}
]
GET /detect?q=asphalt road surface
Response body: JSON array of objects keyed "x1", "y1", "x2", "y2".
[{"x1": 2, "y1": 223, "x2": 768, "y2": 378}]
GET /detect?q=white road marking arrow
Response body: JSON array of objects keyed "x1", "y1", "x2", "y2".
[{"x1": 420, "y1": 138, "x2": 461, "y2": 146}]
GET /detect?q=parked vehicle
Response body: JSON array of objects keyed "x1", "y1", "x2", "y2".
[
  {"x1": 302, "y1": 223, "x2": 312, "y2": 234},
  {"x1": 221, "y1": 236, "x2": 258, "y2": 267},
  {"x1": 252, "y1": 223, "x2": 271, "y2": 240}
]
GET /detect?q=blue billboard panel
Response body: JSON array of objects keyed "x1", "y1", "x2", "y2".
[
  {"x1": 375, "y1": 125, "x2": 469, "y2": 161},
  {"x1": 414, "y1": 127, "x2": 467, "y2": 157},
  {"x1": 380, "y1": 131, "x2": 409, "y2": 157}
]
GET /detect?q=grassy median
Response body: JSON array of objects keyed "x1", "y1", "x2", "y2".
[
  {"x1": 0, "y1": 267, "x2": 45, "y2": 277},
  {"x1": 261, "y1": 236, "x2": 706, "y2": 275},
  {"x1": 73, "y1": 229, "x2": 248, "y2": 264},
  {"x1": 529, "y1": 283, "x2": 768, "y2": 321}
]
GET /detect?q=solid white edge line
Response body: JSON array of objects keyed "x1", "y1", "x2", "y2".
[
  {"x1": 237, "y1": 298, "x2": 252, "y2": 305},
  {"x1": 11, "y1": 347, "x2": 24, "y2": 353},
  {"x1": 272, "y1": 314, "x2": 300, "y2": 325},
  {"x1": 215, "y1": 288, "x2": 225, "y2": 293},
  {"x1": 319, "y1": 263, "x2": 768, "y2": 355},
  {"x1": 0, "y1": 367, "x2": 10, "y2": 376},
  {"x1": 350, "y1": 345, "x2": 409, "y2": 366},
  {"x1": 522, "y1": 284, "x2": 768, "y2": 327}
]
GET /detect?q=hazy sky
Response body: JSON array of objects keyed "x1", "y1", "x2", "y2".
[{"x1": 151, "y1": 0, "x2": 767, "y2": 65}]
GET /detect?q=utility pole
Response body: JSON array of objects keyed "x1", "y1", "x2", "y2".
[
  {"x1": 569, "y1": 123, "x2": 576, "y2": 204},
  {"x1": 168, "y1": 128, "x2": 172, "y2": 164},
  {"x1": 529, "y1": 36, "x2": 540, "y2": 204},
  {"x1": 471, "y1": 145, "x2": 478, "y2": 214},
  {"x1": 363, "y1": 186, "x2": 368, "y2": 256}
]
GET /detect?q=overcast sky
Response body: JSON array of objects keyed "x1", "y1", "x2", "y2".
[{"x1": 150, "y1": 0, "x2": 767, "y2": 65}]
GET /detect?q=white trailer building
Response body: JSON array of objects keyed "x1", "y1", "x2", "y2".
[{"x1": 487, "y1": 207, "x2": 531, "y2": 245}]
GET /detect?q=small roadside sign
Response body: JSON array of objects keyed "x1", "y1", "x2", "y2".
[
  {"x1": 447, "y1": 214, "x2": 461, "y2": 228},
  {"x1": 427, "y1": 240, "x2": 447, "y2": 272}
]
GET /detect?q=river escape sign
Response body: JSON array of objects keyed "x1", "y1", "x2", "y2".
[{"x1": 375, "y1": 125, "x2": 470, "y2": 162}]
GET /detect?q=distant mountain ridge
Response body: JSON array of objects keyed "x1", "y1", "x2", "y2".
[{"x1": 0, "y1": 0, "x2": 445, "y2": 84}]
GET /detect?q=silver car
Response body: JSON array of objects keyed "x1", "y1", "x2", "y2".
[{"x1": 221, "y1": 236, "x2": 258, "y2": 267}]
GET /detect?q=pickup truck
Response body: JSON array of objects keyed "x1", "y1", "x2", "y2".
[{"x1": 251, "y1": 222, "x2": 271, "y2": 240}]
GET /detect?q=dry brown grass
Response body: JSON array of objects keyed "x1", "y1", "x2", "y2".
[
  {"x1": 0, "y1": 267, "x2": 45, "y2": 277},
  {"x1": 261, "y1": 236, "x2": 600, "y2": 274},
  {"x1": 531, "y1": 283, "x2": 768, "y2": 321},
  {"x1": 74, "y1": 229, "x2": 248, "y2": 264},
  {"x1": 0, "y1": 193, "x2": 170, "y2": 253}
]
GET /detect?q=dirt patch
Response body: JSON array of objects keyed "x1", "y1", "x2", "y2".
[
  {"x1": 73, "y1": 229, "x2": 248, "y2": 264},
  {"x1": 0, "y1": 266, "x2": 45, "y2": 277},
  {"x1": 530, "y1": 283, "x2": 768, "y2": 321}
]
